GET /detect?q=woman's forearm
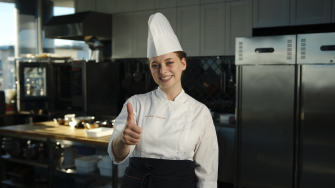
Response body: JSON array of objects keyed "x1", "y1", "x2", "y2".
[
  {"x1": 112, "y1": 131, "x2": 130, "y2": 161},
  {"x1": 112, "y1": 103, "x2": 141, "y2": 161}
]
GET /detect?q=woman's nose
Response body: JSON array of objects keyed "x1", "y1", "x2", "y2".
[{"x1": 160, "y1": 64, "x2": 167, "y2": 74}]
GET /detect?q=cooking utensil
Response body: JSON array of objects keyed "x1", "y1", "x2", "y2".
[
  {"x1": 85, "y1": 122, "x2": 100, "y2": 129},
  {"x1": 64, "y1": 114, "x2": 75, "y2": 126},
  {"x1": 100, "y1": 120, "x2": 114, "y2": 128},
  {"x1": 75, "y1": 116, "x2": 95, "y2": 122},
  {"x1": 122, "y1": 62, "x2": 132, "y2": 88},
  {"x1": 133, "y1": 62, "x2": 142, "y2": 82},
  {"x1": 53, "y1": 118, "x2": 65, "y2": 125},
  {"x1": 71, "y1": 116, "x2": 95, "y2": 129}
]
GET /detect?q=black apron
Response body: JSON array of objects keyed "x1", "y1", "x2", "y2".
[{"x1": 120, "y1": 157, "x2": 196, "y2": 188}]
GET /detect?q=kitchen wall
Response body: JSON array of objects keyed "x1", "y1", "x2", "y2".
[
  {"x1": 73, "y1": 0, "x2": 335, "y2": 113},
  {"x1": 74, "y1": 0, "x2": 254, "y2": 58},
  {"x1": 74, "y1": 0, "x2": 335, "y2": 57}
]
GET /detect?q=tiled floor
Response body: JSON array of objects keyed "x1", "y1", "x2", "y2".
[{"x1": 218, "y1": 182, "x2": 234, "y2": 188}]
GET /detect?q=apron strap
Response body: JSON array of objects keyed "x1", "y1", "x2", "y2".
[{"x1": 140, "y1": 163, "x2": 153, "y2": 188}]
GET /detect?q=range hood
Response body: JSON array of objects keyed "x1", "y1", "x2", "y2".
[{"x1": 45, "y1": 11, "x2": 111, "y2": 41}]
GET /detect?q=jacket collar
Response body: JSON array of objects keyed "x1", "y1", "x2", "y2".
[{"x1": 156, "y1": 87, "x2": 186, "y2": 102}]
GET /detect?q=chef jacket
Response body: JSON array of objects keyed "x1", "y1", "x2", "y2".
[{"x1": 108, "y1": 87, "x2": 218, "y2": 188}]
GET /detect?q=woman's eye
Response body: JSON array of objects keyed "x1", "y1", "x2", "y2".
[
  {"x1": 167, "y1": 62, "x2": 173, "y2": 65},
  {"x1": 152, "y1": 64, "x2": 158, "y2": 68}
]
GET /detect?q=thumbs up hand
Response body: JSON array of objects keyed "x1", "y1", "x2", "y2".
[{"x1": 122, "y1": 103, "x2": 142, "y2": 145}]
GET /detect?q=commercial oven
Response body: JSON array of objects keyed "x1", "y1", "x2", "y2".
[
  {"x1": 51, "y1": 60, "x2": 120, "y2": 114},
  {"x1": 16, "y1": 60, "x2": 51, "y2": 112},
  {"x1": 16, "y1": 59, "x2": 121, "y2": 115}
]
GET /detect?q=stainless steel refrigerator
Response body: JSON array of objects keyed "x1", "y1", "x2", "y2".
[
  {"x1": 235, "y1": 33, "x2": 335, "y2": 188},
  {"x1": 296, "y1": 32, "x2": 335, "y2": 188},
  {"x1": 235, "y1": 35, "x2": 297, "y2": 188}
]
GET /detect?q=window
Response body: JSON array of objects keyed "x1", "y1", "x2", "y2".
[
  {"x1": 0, "y1": 2, "x2": 15, "y2": 90},
  {"x1": 0, "y1": 2, "x2": 15, "y2": 47}
]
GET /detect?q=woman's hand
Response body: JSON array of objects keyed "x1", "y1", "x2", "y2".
[{"x1": 122, "y1": 103, "x2": 142, "y2": 145}]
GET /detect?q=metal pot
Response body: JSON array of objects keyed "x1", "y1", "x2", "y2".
[
  {"x1": 69, "y1": 116, "x2": 95, "y2": 128},
  {"x1": 100, "y1": 120, "x2": 114, "y2": 128},
  {"x1": 84, "y1": 122, "x2": 100, "y2": 129},
  {"x1": 53, "y1": 118, "x2": 65, "y2": 125}
]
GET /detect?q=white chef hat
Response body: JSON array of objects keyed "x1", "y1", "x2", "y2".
[{"x1": 147, "y1": 12, "x2": 183, "y2": 58}]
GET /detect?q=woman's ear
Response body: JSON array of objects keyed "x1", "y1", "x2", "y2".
[{"x1": 181, "y1": 57, "x2": 187, "y2": 70}]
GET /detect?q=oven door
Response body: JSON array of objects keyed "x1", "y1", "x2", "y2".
[
  {"x1": 18, "y1": 62, "x2": 50, "y2": 111},
  {"x1": 51, "y1": 63, "x2": 73, "y2": 111},
  {"x1": 19, "y1": 62, "x2": 49, "y2": 99}
]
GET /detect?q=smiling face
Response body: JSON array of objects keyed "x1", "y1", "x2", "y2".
[{"x1": 149, "y1": 52, "x2": 186, "y2": 91}]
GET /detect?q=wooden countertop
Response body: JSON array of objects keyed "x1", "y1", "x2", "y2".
[{"x1": 0, "y1": 121, "x2": 112, "y2": 146}]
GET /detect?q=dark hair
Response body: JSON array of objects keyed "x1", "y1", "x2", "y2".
[
  {"x1": 174, "y1": 51, "x2": 187, "y2": 60},
  {"x1": 147, "y1": 51, "x2": 187, "y2": 64},
  {"x1": 174, "y1": 51, "x2": 186, "y2": 76}
]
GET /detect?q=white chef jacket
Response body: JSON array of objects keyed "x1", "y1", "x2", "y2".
[{"x1": 107, "y1": 87, "x2": 218, "y2": 188}]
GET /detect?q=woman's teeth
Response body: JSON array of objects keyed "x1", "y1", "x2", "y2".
[{"x1": 160, "y1": 76, "x2": 172, "y2": 80}]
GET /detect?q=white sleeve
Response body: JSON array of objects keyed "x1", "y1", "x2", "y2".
[
  {"x1": 194, "y1": 109, "x2": 218, "y2": 188},
  {"x1": 107, "y1": 96, "x2": 138, "y2": 164}
]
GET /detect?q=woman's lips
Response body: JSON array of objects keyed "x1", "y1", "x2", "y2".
[{"x1": 159, "y1": 75, "x2": 173, "y2": 82}]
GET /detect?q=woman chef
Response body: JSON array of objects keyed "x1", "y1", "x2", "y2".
[{"x1": 108, "y1": 12, "x2": 218, "y2": 188}]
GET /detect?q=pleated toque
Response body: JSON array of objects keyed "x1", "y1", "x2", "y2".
[{"x1": 147, "y1": 12, "x2": 183, "y2": 58}]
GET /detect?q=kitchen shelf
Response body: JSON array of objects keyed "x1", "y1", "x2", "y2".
[
  {"x1": 0, "y1": 122, "x2": 117, "y2": 188},
  {"x1": 1, "y1": 155, "x2": 48, "y2": 168},
  {"x1": 1, "y1": 179, "x2": 35, "y2": 188}
]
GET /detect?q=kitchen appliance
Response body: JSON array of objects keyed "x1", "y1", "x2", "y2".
[
  {"x1": 44, "y1": 11, "x2": 112, "y2": 61},
  {"x1": 235, "y1": 35, "x2": 297, "y2": 188},
  {"x1": 44, "y1": 11, "x2": 111, "y2": 41},
  {"x1": 84, "y1": 36, "x2": 104, "y2": 62},
  {"x1": 16, "y1": 59, "x2": 121, "y2": 115},
  {"x1": 235, "y1": 33, "x2": 335, "y2": 188},
  {"x1": 16, "y1": 61, "x2": 51, "y2": 112},
  {"x1": 296, "y1": 32, "x2": 335, "y2": 188}
]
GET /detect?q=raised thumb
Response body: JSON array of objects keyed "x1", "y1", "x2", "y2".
[{"x1": 127, "y1": 103, "x2": 135, "y2": 123}]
